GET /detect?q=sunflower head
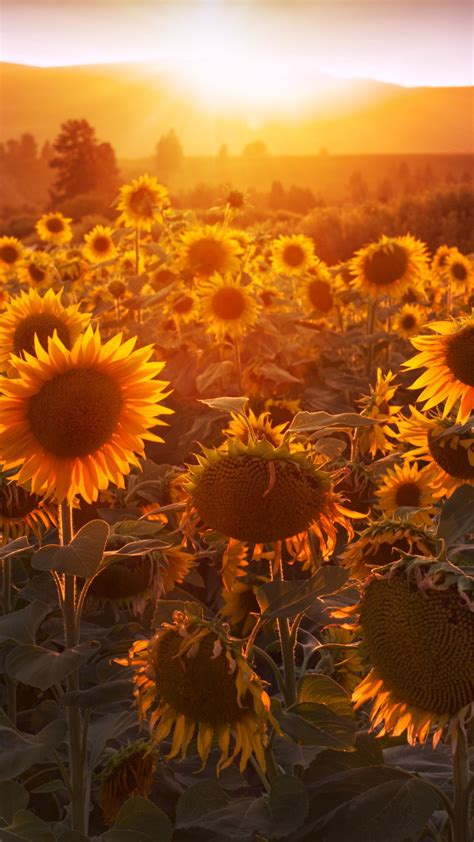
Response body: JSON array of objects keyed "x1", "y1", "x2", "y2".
[
  {"x1": 271, "y1": 234, "x2": 315, "y2": 276},
  {"x1": 87, "y1": 553, "x2": 159, "y2": 617},
  {"x1": 166, "y1": 287, "x2": 197, "y2": 325},
  {"x1": 0, "y1": 476, "x2": 56, "y2": 541},
  {"x1": 445, "y1": 249, "x2": 473, "y2": 293},
  {"x1": 223, "y1": 408, "x2": 289, "y2": 447},
  {"x1": 36, "y1": 212, "x2": 73, "y2": 245},
  {"x1": 376, "y1": 461, "x2": 435, "y2": 525},
  {"x1": 340, "y1": 517, "x2": 434, "y2": 580},
  {"x1": 179, "y1": 225, "x2": 242, "y2": 279},
  {"x1": 393, "y1": 303, "x2": 426, "y2": 339},
  {"x1": 18, "y1": 251, "x2": 54, "y2": 290},
  {"x1": 197, "y1": 274, "x2": 260, "y2": 339},
  {"x1": 300, "y1": 262, "x2": 335, "y2": 314},
  {"x1": 83, "y1": 225, "x2": 117, "y2": 263},
  {"x1": 431, "y1": 245, "x2": 453, "y2": 279},
  {"x1": 99, "y1": 741, "x2": 157, "y2": 825},
  {"x1": 117, "y1": 174, "x2": 169, "y2": 230},
  {"x1": 350, "y1": 235, "x2": 428, "y2": 299},
  {"x1": 0, "y1": 236, "x2": 23, "y2": 275},
  {"x1": 357, "y1": 369, "x2": 401, "y2": 458}
]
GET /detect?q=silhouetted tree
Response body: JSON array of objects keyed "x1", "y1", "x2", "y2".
[
  {"x1": 242, "y1": 140, "x2": 268, "y2": 159},
  {"x1": 269, "y1": 181, "x2": 285, "y2": 210},
  {"x1": 49, "y1": 119, "x2": 119, "y2": 203},
  {"x1": 156, "y1": 129, "x2": 183, "y2": 177},
  {"x1": 348, "y1": 170, "x2": 369, "y2": 203}
]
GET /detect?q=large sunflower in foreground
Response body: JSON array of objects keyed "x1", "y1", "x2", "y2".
[
  {"x1": 83, "y1": 224, "x2": 117, "y2": 263},
  {"x1": 0, "y1": 288, "x2": 89, "y2": 372},
  {"x1": 350, "y1": 235, "x2": 429, "y2": 299},
  {"x1": 375, "y1": 461, "x2": 435, "y2": 525},
  {"x1": 0, "y1": 477, "x2": 56, "y2": 542},
  {"x1": 271, "y1": 234, "x2": 315, "y2": 276},
  {"x1": 120, "y1": 610, "x2": 273, "y2": 773},
  {"x1": 397, "y1": 406, "x2": 474, "y2": 498},
  {"x1": 340, "y1": 517, "x2": 434, "y2": 580},
  {"x1": 36, "y1": 212, "x2": 73, "y2": 246},
  {"x1": 0, "y1": 236, "x2": 23, "y2": 275},
  {"x1": 403, "y1": 315, "x2": 474, "y2": 422},
  {"x1": 117, "y1": 174, "x2": 169, "y2": 230},
  {"x1": 180, "y1": 225, "x2": 242, "y2": 278},
  {"x1": 197, "y1": 274, "x2": 259, "y2": 339},
  {"x1": 352, "y1": 557, "x2": 474, "y2": 746},
  {"x1": 0, "y1": 327, "x2": 172, "y2": 504}
]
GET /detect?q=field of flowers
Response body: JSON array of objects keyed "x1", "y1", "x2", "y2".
[{"x1": 0, "y1": 174, "x2": 472, "y2": 842}]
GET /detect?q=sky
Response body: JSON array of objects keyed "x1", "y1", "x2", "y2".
[{"x1": 1, "y1": 0, "x2": 473, "y2": 92}]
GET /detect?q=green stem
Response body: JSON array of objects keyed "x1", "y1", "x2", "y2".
[
  {"x1": 274, "y1": 544, "x2": 297, "y2": 707},
  {"x1": 452, "y1": 726, "x2": 472, "y2": 842},
  {"x1": 233, "y1": 337, "x2": 243, "y2": 393},
  {"x1": 134, "y1": 227, "x2": 140, "y2": 275},
  {"x1": 2, "y1": 556, "x2": 17, "y2": 724}
]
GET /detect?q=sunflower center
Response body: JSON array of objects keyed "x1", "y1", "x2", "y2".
[
  {"x1": 0, "y1": 245, "x2": 19, "y2": 264},
  {"x1": 401, "y1": 314, "x2": 416, "y2": 330},
  {"x1": 150, "y1": 269, "x2": 175, "y2": 290},
  {"x1": 129, "y1": 187, "x2": 155, "y2": 217},
  {"x1": 89, "y1": 556, "x2": 154, "y2": 599},
  {"x1": 361, "y1": 576, "x2": 474, "y2": 715},
  {"x1": 394, "y1": 482, "x2": 421, "y2": 508},
  {"x1": 192, "y1": 453, "x2": 328, "y2": 542},
  {"x1": 211, "y1": 288, "x2": 246, "y2": 321},
  {"x1": 308, "y1": 280, "x2": 333, "y2": 312},
  {"x1": 364, "y1": 244, "x2": 408, "y2": 286},
  {"x1": 151, "y1": 629, "x2": 248, "y2": 726},
  {"x1": 445, "y1": 325, "x2": 474, "y2": 386},
  {"x1": 13, "y1": 314, "x2": 72, "y2": 358},
  {"x1": 27, "y1": 367, "x2": 123, "y2": 458},
  {"x1": 283, "y1": 244, "x2": 305, "y2": 267},
  {"x1": 451, "y1": 262, "x2": 467, "y2": 281},
  {"x1": 187, "y1": 238, "x2": 227, "y2": 275},
  {"x1": 428, "y1": 432, "x2": 474, "y2": 479},
  {"x1": 46, "y1": 217, "x2": 65, "y2": 233},
  {"x1": 173, "y1": 295, "x2": 194, "y2": 315},
  {"x1": 28, "y1": 264, "x2": 46, "y2": 283},
  {"x1": 92, "y1": 236, "x2": 111, "y2": 253}
]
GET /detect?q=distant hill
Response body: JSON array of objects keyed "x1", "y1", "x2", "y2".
[{"x1": 1, "y1": 61, "x2": 473, "y2": 157}]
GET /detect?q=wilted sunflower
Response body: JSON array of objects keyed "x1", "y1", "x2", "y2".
[
  {"x1": 445, "y1": 249, "x2": 473, "y2": 295},
  {"x1": 0, "y1": 477, "x2": 56, "y2": 541},
  {"x1": 0, "y1": 288, "x2": 89, "y2": 372},
  {"x1": 197, "y1": 274, "x2": 259, "y2": 339},
  {"x1": 397, "y1": 406, "x2": 474, "y2": 498},
  {"x1": 223, "y1": 408, "x2": 289, "y2": 447},
  {"x1": 393, "y1": 303, "x2": 426, "y2": 340},
  {"x1": 271, "y1": 234, "x2": 315, "y2": 276},
  {"x1": 352, "y1": 557, "x2": 474, "y2": 746},
  {"x1": 299, "y1": 262, "x2": 335, "y2": 315},
  {"x1": 376, "y1": 461, "x2": 435, "y2": 525},
  {"x1": 0, "y1": 327, "x2": 172, "y2": 504},
  {"x1": 36, "y1": 212, "x2": 73, "y2": 245},
  {"x1": 350, "y1": 235, "x2": 429, "y2": 299},
  {"x1": 83, "y1": 225, "x2": 117, "y2": 263},
  {"x1": 0, "y1": 236, "x2": 23, "y2": 275},
  {"x1": 180, "y1": 225, "x2": 242, "y2": 278},
  {"x1": 117, "y1": 174, "x2": 169, "y2": 230},
  {"x1": 357, "y1": 369, "x2": 401, "y2": 458},
  {"x1": 121, "y1": 610, "x2": 273, "y2": 773},
  {"x1": 18, "y1": 251, "x2": 54, "y2": 291},
  {"x1": 340, "y1": 517, "x2": 434, "y2": 580},
  {"x1": 403, "y1": 315, "x2": 474, "y2": 422},
  {"x1": 99, "y1": 741, "x2": 157, "y2": 825}
]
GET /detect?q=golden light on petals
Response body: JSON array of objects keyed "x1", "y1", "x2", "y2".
[
  {"x1": 375, "y1": 461, "x2": 435, "y2": 525},
  {"x1": 0, "y1": 236, "x2": 23, "y2": 274},
  {"x1": 117, "y1": 174, "x2": 169, "y2": 231},
  {"x1": 350, "y1": 234, "x2": 429, "y2": 299},
  {"x1": 83, "y1": 224, "x2": 117, "y2": 263},
  {"x1": 180, "y1": 225, "x2": 242, "y2": 278},
  {"x1": 36, "y1": 212, "x2": 73, "y2": 245},
  {"x1": 197, "y1": 274, "x2": 259, "y2": 339},
  {"x1": 271, "y1": 234, "x2": 315, "y2": 276}
]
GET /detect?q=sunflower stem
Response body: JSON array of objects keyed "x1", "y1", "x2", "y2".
[
  {"x1": 233, "y1": 338, "x2": 243, "y2": 392},
  {"x1": 274, "y1": 543, "x2": 297, "y2": 708},
  {"x1": 366, "y1": 297, "x2": 378, "y2": 377},
  {"x1": 134, "y1": 226, "x2": 140, "y2": 275},
  {"x1": 2, "y1": 556, "x2": 17, "y2": 725},
  {"x1": 452, "y1": 726, "x2": 472, "y2": 842}
]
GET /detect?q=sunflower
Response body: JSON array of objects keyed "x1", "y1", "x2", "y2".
[
  {"x1": 99, "y1": 741, "x2": 157, "y2": 825},
  {"x1": 0, "y1": 236, "x2": 23, "y2": 275},
  {"x1": 56, "y1": 249, "x2": 89, "y2": 287},
  {"x1": 352, "y1": 557, "x2": 474, "y2": 746},
  {"x1": 223, "y1": 408, "x2": 289, "y2": 447},
  {"x1": 375, "y1": 461, "x2": 435, "y2": 525},
  {"x1": 0, "y1": 288, "x2": 89, "y2": 372},
  {"x1": 299, "y1": 262, "x2": 335, "y2": 315},
  {"x1": 357, "y1": 369, "x2": 401, "y2": 458},
  {"x1": 121, "y1": 610, "x2": 274, "y2": 773},
  {"x1": 403, "y1": 315, "x2": 474, "y2": 422},
  {"x1": 117, "y1": 174, "x2": 169, "y2": 230},
  {"x1": 397, "y1": 406, "x2": 474, "y2": 498},
  {"x1": 36, "y1": 212, "x2": 73, "y2": 246},
  {"x1": 271, "y1": 234, "x2": 315, "y2": 276},
  {"x1": 118, "y1": 249, "x2": 146, "y2": 276},
  {"x1": 17, "y1": 251, "x2": 54, "y2": 291},
  {"x1": 340, "y1": 517, "x2": 434, "y2": 580},
  {"x1": 83, "y1": 225, "x2": 117, "y2": 263},
  {"x1": 0, "y1": 477, "x2": 56, "y2": 542},
  {"x1": 393, "y1": 303, "x2": 426, "y2": 340},
  {"x1": 148, "y1": 267, "x2": 178, "y2": 291},
  {"x1": 197, "y1": 274, "x2": 259, "y2": 340},
  {"x1": 180, "y1": 225, "x2": 242, "y2": 278},
  {"x1": 166, "y1": 287, "x2": 198, "y2": 326},
  {"x1": 350, "y1": 235, "x2": 429, "y2": 299},
  {"x1": 445, "y1": 249, "x2": 474, "y2": 295},
  {"x1": 87, "y1": 553, "x2": 161, "y2": 617},
  {"x1": 0, "y1": 327, "x2": 172, "y2": 504},
  {"x1": 431, "y1": 245, "x2": 453, "y2": 279},
  {"x1": 263, "y1": 398, "x2": 301, "y2": 426}
]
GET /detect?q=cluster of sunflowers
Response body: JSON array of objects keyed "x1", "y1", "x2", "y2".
[{"x1": 0, "y1": 173, "x2": 473, "y2": 839}]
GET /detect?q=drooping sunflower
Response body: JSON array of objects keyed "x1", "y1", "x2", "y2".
[
  {"x1": 375, "y1": 461, "x2": 435, "y2": 525},
  {"x1": 0, "y1": 236, "x2": 23, "y2": 275},
  {"x1": 117, "y1": 174, "x2": 169, "y2": 231},
  {"x1": 180, "y1": 225, "x2": 242, "y2": 278},
  {"x1": 299, "y1": 262, "x2": 335, "y2": 315},
  {"x1": 350, "y1": 235, "x2": 429, "y2": 299},
  {"x1": 397, "y1": 406, "x2": 474, "y2": 498},
  {"x1": 271, "y1": 234, "x2": 315, "y2": 276},
  {"x1": 99, "y1": 741, "x2": 157, "y2": 825},
  {"x1": 86, "y1": 553, "x2": 162, "y2": 617},
  {"x1": 0, "y1": 327, "x2": 172, "y2": 504},
  {"x1": 223, "y1": 408, "x2": 289, "y2": 448},
  {"x1": 357, "y1": 369, "x2": 401, "y2": 458},
  {"x1": 340, "y1": 517, "x2": 434, "y2": 580},
  {"x1": 0, "y1": 476, "x2": 56, "y2": 542},
  {"x1": 393, "y1": 303, "x2": 426, "y2": 340},
  {"x1": 445, "y1": 249, "x2": 474, "y2": 295},
  {"x1": 83, "y1": 225, "x2": 117, "y2": 263},
  {"x1": 121, "y1": 610, "x2": 274, "y2": 773},
  {"x1": 352, "y1": 557, "x2": 474, "y2": 746},
  {"x1": 0, "y1": 288, "x2": 89, "y2": 372},
  {"x1": 36, "y1": 212, "x2": 73, "y2": 246},
  {"x1": 197, "y1": 274, "x2": 260, "y2": 340},
  {"x1": 403, "y1": 315, "x2": 474, "y2": 422}
]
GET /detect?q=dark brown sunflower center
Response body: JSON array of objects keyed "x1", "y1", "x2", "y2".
[
  {"x1": 394, "y1": 482, "x2": 421, "y2": 508},
  {"x1": 361, "y1": 576, "x2": 474, "y2": 715},
  {"x1": 401, "y1": 314, "x2": 417, "y2": 330},
  {"x1": 211, "y1": 288, "x2": 246, "y2": 321},
  {"x1": 187, "y1": 238, "x2": 227, "y2": 275},
  {"x1": 108, "y1": 280, "x2": 126, "y2": 298},
  {"x1": 173, "y1": 295, "x2": 193, "y2": 315},
  {"x1": 88, "y1": 556, "x2": 154, "y2": 599},
  {"x1": 151, "y1": 629, "x2": 248, "y2": 726},
  {"x1": 364, "y1": 244, "x2": 408, "y2": 286},
  {"x1": 28, "y1": 264, "x2": 46, "y2": 283},
  {"x1": 445, "y1": 325, "x2": 474, "y2": 386},
  {"x1": 308, "y1": 280, "x2": 333, "y2": 312},
  {"x1": 150, "y1": 269, "x2": 175, "y2": 290},
  {"x1": 283, "y1": 244, "x2": 305, "y2": 267},
  {"x1": 451, "y1": 262, "x2": 467, "y2": 281},
  {"x1": 1, "y1": 245, "x2": 19, "y2": 264},
  {"x1": 129, "y1": 187, "x2": 155, "y2": 217},
  {"x1": 92, "y1": 236, "x2": 111, "y2": 253},
  {"x1": 428, "y1": 432, "x2": 474, "y2": 479},
  {"x1": 192, "y1": 454, "x2": 328, "y2": 542},
  {"x1": 46, "y1": 217, "x2": 65, "y2": 233},
  {"x1": 27, "y1": 367, "x2": 123, "y2": 458},
  {"x1": 13, "y1": 313, "x2": 71, "y2": 358}
]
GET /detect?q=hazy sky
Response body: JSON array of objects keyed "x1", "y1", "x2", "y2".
[{"x1": 1, "y1": 0, "x2": 473, "y2": 87}]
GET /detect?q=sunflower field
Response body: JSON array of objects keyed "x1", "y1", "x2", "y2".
[{"x1": 0, "y1": 175, "x2": 473, "y2": 842}]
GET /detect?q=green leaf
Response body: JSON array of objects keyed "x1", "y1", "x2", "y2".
[
  {"x1": 0, "y1": 602, "x2": 51, "y2": 645},
  {"x1": 0, "y1": 720, "x2": 67, "y2": 781},
  {"x1": 0, "y1": 810, "x2": 55, "y2": 842},
  {"x1": 32, "y1": 520, "x2": 110, "y2": 578},
  {"x1": 288, "y1": 411, "x2": 377, "y2": 434},
  {"x1": 297, "y1": 674, "x2": 354, "y2": 718},
  {"x1": 175, "y1": 780, "x2": 229, "y2": 828},
  {"x1": 30, "y1": 779, "x2": 65, "y2": 794},
  {"x1": 55, "y1": 833, "x2": 90, "y2": 842},
  {"x1": 0, "y1": 537, "x2": 30, "y2": 559},
  {"x1": 5, "y1": 641, "x2": 100, "y2": 690},
  {"x1": 61, "y1": 679, "x2": 132, "y2": 709},
  {"x1": 0, "y1": 781, "x2": 29, "y2": 823},
  {"x1": 268, "y1": 775, "x2": 309, "y2": 837},
  {"x1": 272, "y1": 700, "x2": 356, "y2": 750},
  {"x1": 256, "y1": 567, "x2": 348, "y2": 619},
  {"x1": 437, "y1": 485, "x2": 474, "y2": 547},
  {"x1": 199, "y1": 396, "x2": 249, "y2": 418},
  {"x1": 102, "y1": 796, "x2": 172, "y2": 842},
  {"x1": 175, "y1": 781, "x2": 254, "y2": 840}
]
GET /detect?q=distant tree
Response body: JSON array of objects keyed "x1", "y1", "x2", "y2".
[
  {"x1": 269, "y1": 180, "x2": 286, "y2": 210},
  {"x1": 286, "y1": 185, "x2": 316, "y2": 214},
  {"x1": 376, "y1": 177, "x2": 394, "y2": 204},
  {"x1": 242, "y1": 140, "x2": 268, "y2": 159},
  {"x1": 217, "y1": 144, "x2": 228, "y2": 161},
  {"x1": 156, "y1": 129, "x2": 183, "y2": 177},
  {"x1": 348, "y1": 170, "x2": 369, "y2": 203},
  {"x1": 49, "y1": 119, "x2": 119, "y2": 203}
]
